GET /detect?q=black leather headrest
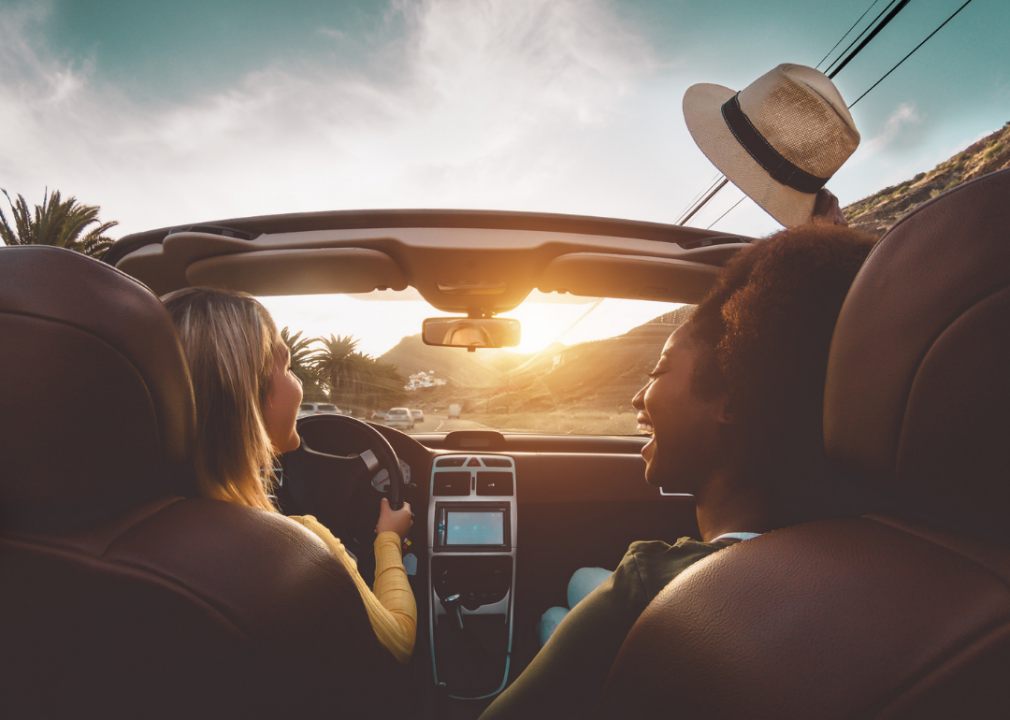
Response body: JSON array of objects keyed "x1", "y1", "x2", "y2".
[
  {"x1": 824, "y1": 169, "x2": 1010, "y2": 529},
  {"x1": 0, "y1": 247, "x2": 196, "y2": 529}
]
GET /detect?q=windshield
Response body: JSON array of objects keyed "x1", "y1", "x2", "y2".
[{"x1": 262, "y1": 290, "x2": 692, "y2": 435}]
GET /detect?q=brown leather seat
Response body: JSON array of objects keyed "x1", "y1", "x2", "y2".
[
  {"x1": 0, "y1": 247, "x2": 399, "y2": 719},
  {"x1": 592, "y1": 169, "x2": 1010, "y2": 719}
]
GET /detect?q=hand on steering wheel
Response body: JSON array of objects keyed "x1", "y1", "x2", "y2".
[
  {"x1": 278, "y1": 414, "x2": 407, "y2": 579},
  {"x1": 376, "y1": 497, "x2": 413, "y2": 542}
]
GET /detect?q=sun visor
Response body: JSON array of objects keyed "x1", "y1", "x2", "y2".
[
  {"x1": 537, "y1": 253, "x2": 721, "y2": 304},
  {"x1": 184, "y1": 248, "x2": 407, "y2": 296}
]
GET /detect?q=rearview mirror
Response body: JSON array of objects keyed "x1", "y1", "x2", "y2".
[{"x1": 422, "y1": 317, "x2": 521, "y2": 351}]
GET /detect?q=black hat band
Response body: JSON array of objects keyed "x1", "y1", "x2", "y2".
[{"x1": 721, "y1": 93, "x2": 829, "y2": 194}]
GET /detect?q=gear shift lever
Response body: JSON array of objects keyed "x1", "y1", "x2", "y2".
[{"x1": 441, "y1": 593, "x2": 465, "y2": 631}]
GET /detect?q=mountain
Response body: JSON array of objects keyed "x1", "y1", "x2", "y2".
[
  {"x1": 844, "y1": 122, "x2": 1010, "y2": 236},
  {"x1": 489, "y1": 305, "x2": 696, "y2": 413},
  {"x1": 379, "y1": 334, "x2": 531, "y2": 389},
  {"x1": 373, "y1": 307, "x2": 695, "y2": 415}
]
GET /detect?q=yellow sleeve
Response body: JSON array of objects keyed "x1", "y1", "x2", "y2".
[{"x1": 288, "y1": 515, "x2": 417, "y2": 664}]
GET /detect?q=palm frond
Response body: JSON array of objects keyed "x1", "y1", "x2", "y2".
[
  {"x1": 280, "y1": 327, "x2": 322, "y2": 388},
  {"x1": 1, "y1": 190, "x2": 34, "y2": 246},
  {"x1": 0, "y1": 188, "x2": 118, "y2": 255}
]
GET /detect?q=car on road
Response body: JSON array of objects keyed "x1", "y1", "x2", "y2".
[
  {"x1": 383, "y1": 407, "x2": 414, "y2": 430},
  {"x1": 297, "y1": 402, "x2": 342, "y2": 418},
  {"x1": 410, "y1": 409, "x2": 424, "y2": 424}
]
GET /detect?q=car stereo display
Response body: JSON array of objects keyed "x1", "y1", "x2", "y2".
[{"x1": 445, "y1": 510, "x2": 505, "y2": 546}]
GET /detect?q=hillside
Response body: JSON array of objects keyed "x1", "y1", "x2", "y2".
[
  {"x1": 379, "y1": 334, "x2": 531, "y2": 388},
  {"x1": 845, "y1": 122, "x2": 1010, "y2": 236},
  {"x1": 485, "y1": 305, "x2": 696, "y2": 414},
  {"x1": 372, "y1": 306, "x2": 695, "y2": 417}
]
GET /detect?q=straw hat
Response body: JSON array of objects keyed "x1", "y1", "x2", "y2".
[{"x1": 683, "y1": 64, "x2": 860, "y2": 228}]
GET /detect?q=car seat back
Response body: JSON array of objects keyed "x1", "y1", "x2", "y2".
[{"x1": 0, "y1": 247, "x2": 398, "y2": 719}]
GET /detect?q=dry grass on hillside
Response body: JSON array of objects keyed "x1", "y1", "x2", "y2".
[{"x1": 845, "y1": 122, "x2": 1010, "y2": 236}]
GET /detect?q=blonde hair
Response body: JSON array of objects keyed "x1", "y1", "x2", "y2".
[{"x1": 162, "y1": 287, "x2": 281, "y2": 512}]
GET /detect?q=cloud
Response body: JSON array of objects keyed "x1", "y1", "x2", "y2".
[
  {"x1": 316, "y1": 27, "x2": 346, "y2": 40},
  {"x1": 852, "y1": 103, "x2": 922, "y2": 160},
  {"x1": 0, "y1": 0, "x2": 658, "y2": 237}
]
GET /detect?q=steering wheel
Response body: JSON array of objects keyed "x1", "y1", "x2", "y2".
[{"x1": 278, "y1": 414, "x2": 405, "y2": 580}]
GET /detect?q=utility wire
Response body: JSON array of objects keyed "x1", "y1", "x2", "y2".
[
  {"x1": 816, "y1": 0, "x2": 883, "y2": 70},
  {"x1": 825, "y1": 0, "x2": 903, "y2": 76},
  {"x1": 848, "y1": 0, "x2": 976, "y2": 108},
  {"x1": 676, "y1": 178, "x2": 728, "y2": 226},
  {"x1": 828, "y1": 0, "x2": 911, "y2": 78},
  {"x1": 706, "y1": 196, "x2": 746, "y2": 230},
  {"x1": 681, "y1": 173, "x2": 725, "y2": 216}
]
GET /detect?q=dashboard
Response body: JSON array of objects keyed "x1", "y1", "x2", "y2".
[{"x1": 285, "y1": 420, "x2": 696, "y2": 707}]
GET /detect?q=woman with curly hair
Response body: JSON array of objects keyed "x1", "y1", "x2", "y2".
[{"x1": 481, "y1": 223, "x2": 878, "y2": 720}]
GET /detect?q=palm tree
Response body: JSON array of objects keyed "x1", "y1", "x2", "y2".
[
  {"x1": 367, "y1": 360, "x2": 408, "y2": 409},
  {"x1": 312, "y1": 335, "x2": 407, "y2": 411},
  {"x1": 312, "y1": 335, "x2": 365, "y2": 403},
  {"x1": 280, "y1": 327, "x2": 317, "y2": 385},
  {"x1": 0, "y1": 188, "x2": 118, "y2": 258},
  {"x1": 280, "y1": 327, "x2": 325, "y2": 401}
]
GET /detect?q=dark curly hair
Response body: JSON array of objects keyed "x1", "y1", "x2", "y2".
[{"x1": 684, "y1": 224, "x2": 877, "y2": 520}]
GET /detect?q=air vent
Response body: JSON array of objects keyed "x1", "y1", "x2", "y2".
[
  {"x1": 433, "y1": 471, "x2": 471, "y2": 496},
  {"x1": 482, "y1": 457, "x2": 512, "y2": 467},
  {"x1": 476, "y1": 472, "x2": 513, "y2": 496}
]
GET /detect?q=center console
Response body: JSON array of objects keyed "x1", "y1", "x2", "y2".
[{"x1": 428, "y1": 454, "x2": 517, "y2": 699}]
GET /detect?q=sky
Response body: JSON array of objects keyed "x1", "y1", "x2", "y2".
[{"x1": 2, "y1": 0, "x2": 1008, "y2": 353}]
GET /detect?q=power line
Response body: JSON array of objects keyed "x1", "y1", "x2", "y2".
[
  {"x1": 706, "y1": 196, "x2": 746, "y2": 230},
  {"x1": 676, "y1": 177, "x2": 728, "y2": 226},
  {"x1": 676, "y1": 174, "x2": 727, "y2": 225},
  {"x1": 825, "y1": 0, "x2": 903, "y2": 76},
  {"x1": 680, "y1": 173, "x2": 725, "y2": 218},
  {"x1": 816, "y1": 0, "x2": 883, "y2": 70},
  {"x1": 828, "y1": 0, "x2": 912, "y2": 79},
  {"x1": 849, "y1": 0, "x2": 976, "y2": 108}
]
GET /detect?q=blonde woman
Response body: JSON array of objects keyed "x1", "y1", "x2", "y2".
[{"x1": 162, "y1": 287, "x2": 416, "y2": 664}]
